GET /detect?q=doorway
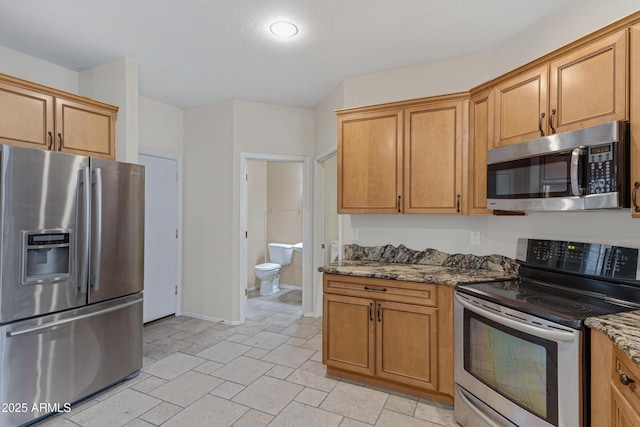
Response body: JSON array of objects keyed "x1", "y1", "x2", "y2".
[
  {"x1": 139, "y1": 151, "x2": 182, "y2": 323},
  {"x1": 313, "y1": 146, "x2": 338, "y2": 316},
  {"x1": 239, "y1": 153, "x2": 311, "y2": 323}
]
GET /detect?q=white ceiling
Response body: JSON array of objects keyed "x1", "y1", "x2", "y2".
[{"x1": 0, "y1": 0, "x2": 573, "y2": 109}]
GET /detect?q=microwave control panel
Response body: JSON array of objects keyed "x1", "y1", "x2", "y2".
[{"x1": 586, "y1": 143, "x2": 615, "y2": 194}]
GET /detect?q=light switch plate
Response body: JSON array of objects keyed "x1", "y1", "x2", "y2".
[{"x1": 470, "y1": 231, "x2": 480, "y2": 245}]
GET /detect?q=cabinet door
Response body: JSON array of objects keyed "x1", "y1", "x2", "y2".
[
  {"x1": 376, "y1": 300, "x2": 438, "y2": 390},
  {"x1": 55, "y1": 97, "x2": 116, "y2": 159},
  {"x1": 0, "y1": 80, "x2": 54, "y2": 149},
  {"x1": 630, "y1": 25, "x2": 640, "y2": 218},
  {"x1": 323, "y1": 294, "x2": 375, "y2": 376},
  {"x1": 494, "y1": 65, "x2": 549, "y2": 147},
  {"x1": 403, "y1": 100, "x2": 463, "y2": 214},
  {"x1": 468, "y1": 90, "x2": 493, "y2": 214},
  {"x1": 549, "y1": 29, "x2": 628, "y2": 135},
  {"x1": 611, "y1": 386, "x2": 640, "y2": 427},
  {"x1": 338, "y1": 109, "x2": 403, "y2": 213}
]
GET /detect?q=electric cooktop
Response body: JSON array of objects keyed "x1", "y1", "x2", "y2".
[{"x1": 456, "y1": 238, "x2": 640, "y2": 329}]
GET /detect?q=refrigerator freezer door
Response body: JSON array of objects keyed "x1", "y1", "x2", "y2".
[
  {"x1": 89, "y1": 158, "x2": 144, "y2": 303},
  {"x1": 0, "y1": 293, "x2": 143, "y2": 427},
  {"x1": 0, "y1": 145, "x2": 88, "y2": 324}
]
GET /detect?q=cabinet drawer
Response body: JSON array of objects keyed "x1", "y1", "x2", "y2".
[
  {"x1": 323, "y1": 274, "x2": 437, "y2": 306},
  {"x1": 612, "y1": 346, "x2": 640, "y2": 411}
]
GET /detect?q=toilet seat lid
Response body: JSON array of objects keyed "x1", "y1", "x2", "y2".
[{"x1": 255, "y1": 262, "x2": 280, "y2": 271}]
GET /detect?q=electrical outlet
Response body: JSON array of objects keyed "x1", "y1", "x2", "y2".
[
  {"x1": 352, "y1": 228, "x2": 359, "y2": 241},
  {"x1": 470, "y1": 231, "x2": 480, "y2": 245}
]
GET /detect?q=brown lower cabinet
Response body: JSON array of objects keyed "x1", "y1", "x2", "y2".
[
  {"x1": 591, "y1": 329, "x2": 640, "y2": 427},
  {"x1": 322, "y1": 274, "x2": 454, "y2": 404}
]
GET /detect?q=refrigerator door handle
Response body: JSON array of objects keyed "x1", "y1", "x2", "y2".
[
  {"x1": 91, "y1": 167, "x2": 103, "y2": 290},
  {"x1": 78, "y1": 166, "x2": 91, "y2": 293},
  {"x1": 6, "y1": 299, "x2": 141, "y2": 338}
]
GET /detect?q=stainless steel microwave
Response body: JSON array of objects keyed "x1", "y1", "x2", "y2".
[{"x1": 487, "y1": 121, "x2": 630, "y2": 212}]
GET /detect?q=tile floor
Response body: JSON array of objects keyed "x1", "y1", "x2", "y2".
[{"x1": 37, "y1": 286, "x2": 456, "y2": 427}]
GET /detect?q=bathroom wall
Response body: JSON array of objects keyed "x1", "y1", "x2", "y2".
[
  {"x1": 267, "y1": 162, "x2": 303, "y2": 287},
  {"x1": 247, "y1": 160, "x2": 267, "y2": 289}
]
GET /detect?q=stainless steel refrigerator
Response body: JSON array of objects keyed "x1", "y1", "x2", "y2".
[{"x1": 0, "y1": 145, "x2": 144, "y2": 427}]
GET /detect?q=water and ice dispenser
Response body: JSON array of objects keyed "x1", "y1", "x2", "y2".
[{"x1": 22, "y1": 230, "x2": 71, "y2": 285}]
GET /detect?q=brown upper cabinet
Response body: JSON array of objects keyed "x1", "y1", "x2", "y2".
[
  {"x1": 337, "y1": 94, "x2": 467, "y2": 214},
  {"x1": 0, "y1": 73, "x2": 117, "y2": 159},
  {"x1": 494, "y1": 29, "x2": 628, "y2": 148},
  {"x1": 467, "y1": 88, "x2": 494, "y2": 215},
  {"x1": 337, "y1": 108, "x2": 403, "y2": 214},
  {"x1": 630, "y1": 24, "x2": 640, "y2": 218}
]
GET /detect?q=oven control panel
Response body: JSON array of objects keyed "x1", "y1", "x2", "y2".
[{"x1": 516, "y1": 238, "x2": 640, "y2": 281}]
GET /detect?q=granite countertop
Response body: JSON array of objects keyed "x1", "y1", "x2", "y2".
[
  {"x1": 319, "y1": 260, "x2": 518, "y2": 286},
  {"x1": 318, "y1": 244, "x2": 519, "y2": 286},
  {"x1": 585, "y1": 311, "x2": 640, "y2": 369}
]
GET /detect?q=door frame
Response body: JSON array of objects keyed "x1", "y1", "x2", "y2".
[
  {"x1": 139, "y1": 149, "x2": 183, "y2": 318},
  {"x1": 239, "y1": 153, "x2": 312, "y2": 323},
  {"x1": 313, "y1": 145, "x2": 337, "y2": 317}
]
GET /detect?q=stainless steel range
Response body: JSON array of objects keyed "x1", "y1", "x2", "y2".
[{"x1": 454, "y1": 238, "x2": 640, "y2": 427}]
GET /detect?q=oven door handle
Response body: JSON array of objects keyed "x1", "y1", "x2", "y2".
[{"x1": 455, "y1": 294, "x2": 576, "y2": 342}]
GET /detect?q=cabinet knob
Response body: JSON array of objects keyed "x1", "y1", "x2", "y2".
[
  {"x1": 633, "y1": 182, "x2": 640, "y2": 213},
  {"x1": 620, "y1": 373, "x2": 635, "y2": 387},
  {"x1": 47, "y1": 131, "x2": 53, "y2": 150},
  {"x1": 57, "y1": 132, "x2": 63, "y2": 151}
]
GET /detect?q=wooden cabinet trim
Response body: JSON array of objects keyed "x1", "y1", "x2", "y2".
[
  {"x1": 336, "y1": 92, "x2": 470, "y2": 116},
  {"x1": 470, "y1": 10, "x2": 640, "y2": 94},
  {"x1": 323, "y1": 274, "x2": 438, "y2": 306},
  {"x1": 548, "y1": 29, "x2": 628, "y2": 132},
  {"x1": 629, "y1": 24, "x2": 640, "y2": 218},
  {"x1": 403, "y1": 100, "x2": 464, "y2": 214},
  {"x1": 376, "y1": 300, "x2": 439, "y2": 390},
  {"x1": 323, "y1": 273, "x2": 454, "y2": 402},
  {"x1": 0, "y1": 72, "x2": 118, "y2": 113},
  {"x1": 323, "y1": 293, "x2": 375, "y2": 376},
  {"x1": 338, "y1": 108, "x2": 403, "y2": 214},
  {"x1": 612, "y1": 345, "x2": 640, "y2": 412}
]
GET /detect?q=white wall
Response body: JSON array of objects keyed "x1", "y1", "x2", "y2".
[
  {"x1": 139, "y1": 96, "x2": 184, "y2": 156},
  {"x1": 324, "y1": 0, "x2": 640, "y2": 259},
  {"x1": 182, "y1": 100, "x2": 314, "y2": 322},
  {"x1": 232, "y1": 101, "x2": 315, "y2": 316},
  {"x1": 79, "y1": 58, "x2": 140, "y2": 163},
  {"x1": 0, "y1": 45, "x2": 78, "y2": 93},
  {"x1": 182, "y1": 101, "x2": 235, "y2": 321}
]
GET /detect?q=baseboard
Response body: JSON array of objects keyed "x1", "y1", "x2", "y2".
[{"x1": 180, "y1": 311, "x2": 243, "y2": 326}]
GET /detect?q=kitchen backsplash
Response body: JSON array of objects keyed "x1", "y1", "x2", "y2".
[{"x1": 343, "y1": 244, "x2": 519, "y2": 275}]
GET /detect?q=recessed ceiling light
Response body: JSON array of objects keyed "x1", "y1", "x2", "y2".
[{"x1": 270, "y1": 21, "x2": 298, "y2": 38}]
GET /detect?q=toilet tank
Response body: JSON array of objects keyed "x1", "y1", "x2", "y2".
[{"x1": 268, "y1": 243, "x2": 294, "y2": 266}]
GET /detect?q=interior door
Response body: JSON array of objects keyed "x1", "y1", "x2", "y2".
[{"x1": 139, "y1": 153, "x2": 179, "y2": 323}]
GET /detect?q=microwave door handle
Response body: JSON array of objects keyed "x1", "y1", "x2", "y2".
[{"x1": 570, "y1": 148, "x2": 584, "y2": 196}]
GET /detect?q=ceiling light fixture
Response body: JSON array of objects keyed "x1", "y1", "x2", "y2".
[{"x1": 270, "y1": 21, "x2": 298, "y2": 38}]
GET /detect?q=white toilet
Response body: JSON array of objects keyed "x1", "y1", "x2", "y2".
[{"x1": 255, "y1": 243, "x2": 294, "y2": 296}]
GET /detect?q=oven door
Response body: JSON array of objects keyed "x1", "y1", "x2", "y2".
[{"x1": 454, "y1": 292, "x2": 583, "y2": 427}]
